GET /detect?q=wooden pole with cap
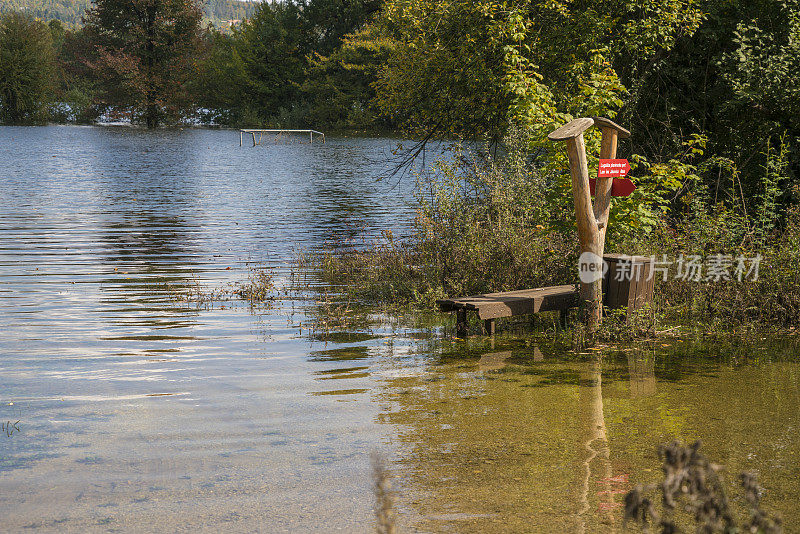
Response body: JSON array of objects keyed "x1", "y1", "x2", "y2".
[
  {"x1": 547, "y1": 116, "x2": 632, "y2": 332},
  {"x1": 548, "y1": 118, "x2": 602, "y2": 332}
]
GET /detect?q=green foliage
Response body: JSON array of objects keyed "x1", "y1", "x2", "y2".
[
  {"x1": 53, "y1": 26, "x2": 102, "y2": 123},
  {"x1": 319, "y1": 127, "x2": 578, "y2": 307},
  {"x1": 622, "y1": 171, "x2": 800, "y2": 329},
  {"x1": 595, "y1": 305, "x2": 660, "y2": 342},
  {"x1": 363, "y1": 0, "x2": 799, "y2": 252},
  {"x1": 193, "y1": 0, "x2": 381, "y2": 128},
  {"x1": 0, "y1": 0, "x2": 90, "y2": 28},
  {"x1": 602, "y1": 135, "x2": 705, "y2": 245},
  {"x1": 718, "y1": 0, "x2": 800, "y2": 137},
  {"x1": 623, "y1": 0, "x2": 799, "y2": 215},
  {"x1": 363, "y1": 0, "x2": 701, "y2": 142},
  {"x1": 234, "y1": 1, "x2": 304, "y2": 124},
  {"x1": 300, "y1": 26, "x2": 391, "y2": 130},
  {"x1": 83, "y1": 0, "x2": 203, "y2": 127},
  {"x1": 297, "y1": 0, "x2": 380, "y2": 56},
  {"x1": 192, "y1": 28, "x2": 250, "y2": 125},
  {"x1": 0, "y1": 12, "x2": 54, "y2": 124},
  {"x1": 368, "y1": 0, "x2": 530, "y2": 139}
]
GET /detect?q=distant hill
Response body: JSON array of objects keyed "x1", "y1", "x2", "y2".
[{"x1": 0, "y1": 0, "x2": 259, "y2": 28}]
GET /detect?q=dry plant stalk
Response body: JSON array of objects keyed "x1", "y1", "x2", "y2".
[
  {"x1": 372, "y1": 453, "x2": 398, "y2": 534},
  {"x1": 624, "y1": 441, "x2": 782, "y2": 533}
]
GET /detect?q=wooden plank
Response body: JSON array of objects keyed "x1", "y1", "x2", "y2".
[
  {"x1": 627, "y1": 264, "x2": 639, "y2": 309},
  {"x1": 547, "y1": 118, "x2": 595, "y2": 141},
  {"x1": 458, "y1": 285, "x2": 576, "y2": 307},
  {"x1": 438, "y1": 286, "x2": 559, "y2": 309},
  {"x1": 603, "y1": 255, "x2": 655, "y2": 311},
  {"x1": 605, "y1": 259, "x2": 624, "y2": 308},
  {"x1": 478, "y1": 290, "x2": 579, "y2": 320},
  {"x1": 437, "y1": 285, "x2": 576, "y2": 310},
  {"x1": 437, "y1": 285, "x2": 579, "y2": 320},
  {"x1": 640, "y1": 262, "x2": 651, "y2": 308}
]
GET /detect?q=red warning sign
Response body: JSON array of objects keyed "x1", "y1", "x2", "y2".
[{"x1": 598, "y1": 159, "x2": 631, "y2": 178}]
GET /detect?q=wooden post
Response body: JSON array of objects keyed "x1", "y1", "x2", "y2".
[
  {"x1": 483, "y1": 319, "x2": 496, "y2": 336},
  {"x1": 240, "y1": 131, "x2": 243, "y2": 147},
  {"x1": 559, "y1": 309, "x2": 568, "y2": 330},
  {"x1": 252, "y1": 132, "x2": 256, "y2": 147},
  {"x1": 456, "y1": 308, "x2": 468, "y2": 338},
  {"x1": 603, "y1": 254, "x2": 654, "y2": 312},
  {"x1": 549, "y1": 118, "x2": 602, "y2": 332},
  {"x1": 592, "y1": 117, "x2": 631, "y2": 259}
]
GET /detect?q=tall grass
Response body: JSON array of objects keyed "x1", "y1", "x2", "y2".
[{"x1": 320, "y1": 127, "x2": 578, "y2": 308}]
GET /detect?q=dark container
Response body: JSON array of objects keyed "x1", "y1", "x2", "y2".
[{"x1": 602, "y1": 254, "x2": 654, "y2": 310}]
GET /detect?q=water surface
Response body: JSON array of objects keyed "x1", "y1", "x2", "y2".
[{"x1": 0, "y1": 126, "x2": 797, "y2": 532}]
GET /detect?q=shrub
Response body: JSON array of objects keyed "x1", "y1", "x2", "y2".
[{"x1": 319, "y1": 127, "x2": 578, "y2": 307}]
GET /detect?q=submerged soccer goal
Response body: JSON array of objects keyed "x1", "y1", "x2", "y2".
[{"x1": 240, "y1": 129, "x2": 325, "y2": 146}]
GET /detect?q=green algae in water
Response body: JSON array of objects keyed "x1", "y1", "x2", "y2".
[
  {"x1": 375, "y1": 336, "x2": 800, "y2": 533},
  {"x1": 311, "y1": 389, "x2": 369, "y2": 396},
  {"x1": 308, "y1": 346, "x2": 371, "y2": 362},
  {"x1": 311, "y1": 332, "x2": 382, "y2": 343}
]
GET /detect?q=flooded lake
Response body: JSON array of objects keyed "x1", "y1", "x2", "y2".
[{"x1": 1, "y1": 126, "x2": 798, "y2": 532}]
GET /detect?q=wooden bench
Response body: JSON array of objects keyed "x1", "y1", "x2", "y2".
[
  {"x1": 437, "y1": 285, "x2": 580, "y2": 337},
  {"x1": 437, "y1": 254, "x2": 654, "y2": 337}
]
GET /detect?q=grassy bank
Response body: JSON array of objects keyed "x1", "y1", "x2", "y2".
[{"x1": 312, "y1": 129, "x2": 800, "y2": 333}]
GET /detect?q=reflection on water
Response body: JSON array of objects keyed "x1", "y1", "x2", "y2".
[
  {"x1": 378, "y1": 338, "x2": 800, "y2": 532},
  {"x1": 0, "y1": 126, "x2": 413, "y2": 531},
  {"x1": 1, "y1": 126, "x2": 799, "y2": 532},
  {"x1": 576, "y1": 360, "x2": 614, "y2": 531}
]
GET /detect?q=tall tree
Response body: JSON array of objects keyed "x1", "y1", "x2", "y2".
[
  {"x1": 0, "y1": 12, "x2": 55, "y2": 124},
  {"x1": 297, "y1": 0, "x2": 384, "y2": 129},
  {"x1": 83, "y1": 0, "x2": 202, "y2": 127},
  {"x1": 55, "y1": 26, "x2": 103, "y2": 123},
  {"x1": 300, "y1": 26, "x2": 392, "y2": 129},
  {"x1": 236, "y1": 1, "x2": 305, "y2": 122}
]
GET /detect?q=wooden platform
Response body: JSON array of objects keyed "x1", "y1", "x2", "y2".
[{"x1": 437, "y1": 285, "x2": 580, "y2": 336}]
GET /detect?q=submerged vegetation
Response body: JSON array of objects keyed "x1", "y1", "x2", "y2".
[{"x1": 164, "y1": 264, "x2": 277, "y2": 309}]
